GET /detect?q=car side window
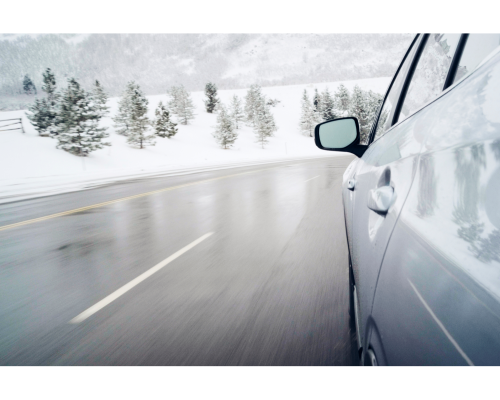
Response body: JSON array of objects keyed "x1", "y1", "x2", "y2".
[
  {"x1": 453, "y1": 34, "x2": 500, "y2": 85},
  {"x1": 372, "y1": 37, "x2": 420, "y2": 142},
  {"x1": 399, "y1": 34, "x2": 462, "y2": 121}
]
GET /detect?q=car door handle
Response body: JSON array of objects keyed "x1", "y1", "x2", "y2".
[
  {"x1": 367, "y1": 186, "x2": 395, "y2": 214},
  {"x1": 347, "y1": 179, "x2": 356, "y2": 191}
]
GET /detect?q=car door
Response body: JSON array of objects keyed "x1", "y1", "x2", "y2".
[
  {"x1": 349, "y1": 34, "x2": 465, "y2": 354},
  {"x1": 371, "y1": 35, "x2": 500, "y2": 365}
]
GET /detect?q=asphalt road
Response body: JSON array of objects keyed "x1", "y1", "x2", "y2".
[{"x1": 0, "y1": 155, "x2": 357, "y2": 366}]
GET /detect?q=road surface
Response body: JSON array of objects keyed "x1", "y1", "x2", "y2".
[{"x1": 0, "y1": 155, "x2": 357, "y2": 365}]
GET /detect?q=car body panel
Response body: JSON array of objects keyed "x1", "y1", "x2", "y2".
[
  {"x1": 345, "y1": 112, "x2": 425, "y2": 349},
  {"x1": 371, "y1": 52, "x2": 500, "y2": 365}
]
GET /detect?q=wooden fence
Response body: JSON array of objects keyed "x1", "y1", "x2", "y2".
[{"x1": 0, "y1": 118, "x2": 24, "y2": 133}]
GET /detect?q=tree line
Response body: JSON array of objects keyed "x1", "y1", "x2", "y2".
[{"x1": 300, "y1": 83, "x2": 384, "y2": 143}]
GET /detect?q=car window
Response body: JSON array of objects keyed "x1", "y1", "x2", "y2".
[
  {"x1": 372, "y1": 36, "x2": 421, "y2": 142},
  {"x1": 453, "y1": 34, "x2": 500, "y2": 85},
  {"x1": 399, "y1": 34, "x2": 462, "y2": 121}
]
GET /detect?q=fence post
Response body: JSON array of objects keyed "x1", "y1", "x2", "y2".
[{"x1": 20, "y1": 118, "x2": 25, "y2": 134}]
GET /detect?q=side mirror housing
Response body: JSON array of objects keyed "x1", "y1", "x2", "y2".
[{"x1": 314, "y1": 117, "x2": 367, "y2": 157}]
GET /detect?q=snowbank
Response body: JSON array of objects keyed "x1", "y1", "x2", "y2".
[{"x1": 0, "y1": 77, "x2": 390, "y2": 203}]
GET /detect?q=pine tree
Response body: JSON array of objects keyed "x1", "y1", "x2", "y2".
[
  {"x1": 313, "y1": 88, "x2": 321, "y2": 113},
  {"x1": 204, "y1": 82, "x2": 219, "y2": 113},
  {"x1": 299, "y1": 89, "x2": 319, "y2": 137},
  {"x1": 92, "y1": 80, "x2": 109, "y2": 118},
  {"x1": 244, "y1": 84, "x2": 264, "y2": 127},
  {"x1": 154, "y1": 101, "x2": 177, "y2": 138},
  {"x1": 254, "y1": 101, "x2": 276, "y2": 149},
  {"x1": 349, "y1": 85, "x2": 371, "y2": 143},
  {"x1": 27, "y1": 68, "x2": 59, "y2": 136},
  {"x1": 23, "y1": 75, "x2": 36, "y2": 95},
  {"x1": 213, "y1": 106, "x2": 238, "y2": 149},
  {"x1": 335, "y1": 84, "x2": 351, "y2": 115},
  {"x1": 42, "y1": 68, "x2": 57, "y2": 100},
  {"x1": 27, "y1": 98, "x2": 51, "y2": 136},
  {"x1": 54, "y1": 78, "x2": 110, "y2": 156},
  {"x1": 113, "y1": 81, "x2": 136, "y2": 135},
  {"x1": 127, "y1": 86, "x2": 155, "y2": 148},
  {"x1": 167, "y1": 85, "x2": 195, "y2": 125},
  {"x1": 229, "y1": 94, "x2": 244, "y2": 130},
  {"x1": 321, "y1": 87, "x2": 336, "y2": 121}
]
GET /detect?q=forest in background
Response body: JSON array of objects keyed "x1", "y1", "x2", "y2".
[{"x1": 0, "y1": 34, "x2": 413, "y2": 110}]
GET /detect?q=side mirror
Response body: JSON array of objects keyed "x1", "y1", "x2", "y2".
[{"x1": 314, "y1": 117, "x2": 367, "y2": 157}]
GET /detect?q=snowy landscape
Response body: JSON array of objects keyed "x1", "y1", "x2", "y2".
[{"x1": 0, "y1": 77, "x2": 390, "y2": 203}]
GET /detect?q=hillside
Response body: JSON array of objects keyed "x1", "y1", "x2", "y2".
[{"x1": 0, "y1": 34, "x2": 411, "y2": 103}]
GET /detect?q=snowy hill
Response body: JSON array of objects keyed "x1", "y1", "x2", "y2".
[
  {"x1": 0, "y1": 77, "x2": 390, "y2": 203},
  {"x1": 0, "y1": 34, "x2": 411, "y2": 100}
]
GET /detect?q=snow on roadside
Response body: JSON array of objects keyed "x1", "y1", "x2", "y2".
[{"x1": 0, "y1": 77, "x2": 390, "y2": 203}]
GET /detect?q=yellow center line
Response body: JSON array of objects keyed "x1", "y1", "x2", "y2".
[{"x1": 0, "y1": 166, "x2": 279, "y2": 232}]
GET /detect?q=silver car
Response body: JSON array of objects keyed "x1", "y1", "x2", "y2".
[{"x1": 315, "y1": 33, "x2": 500, "y2": 365}]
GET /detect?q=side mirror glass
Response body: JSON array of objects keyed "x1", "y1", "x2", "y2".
[{"x1": 315, "y1": 117, "x2": 360, "y2": 150}]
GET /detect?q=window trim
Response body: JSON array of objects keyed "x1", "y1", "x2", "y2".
[
  {"x1": 368, "y1": 34, "x2": 421, "y2": 145},
  {"x1": 443, "y1": 34, "x2": 469, "y2": 90}
]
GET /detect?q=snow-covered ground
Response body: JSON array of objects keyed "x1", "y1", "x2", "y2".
[{"x1": 0, "y1": 77, "x2": 390, "y2": 203}]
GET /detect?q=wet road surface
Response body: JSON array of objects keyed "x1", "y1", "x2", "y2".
[{"x1": 0, "y1": 155, "x2": 357, "y2": 365}]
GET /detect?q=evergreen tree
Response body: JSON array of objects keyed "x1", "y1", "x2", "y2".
[
  {"x1": 42, "y1": 68, "x2": 57, "y2": 100},
  {"x1": 54, "y1": 78, "x2": 110, "y2": 156},
  {"x1": 23, "y1": 75, "x2": 36, "y2": 95},
  {"x1": 213, "y1": 106, "x2": 238, "y2": 149},
  {"x1": 27, "y1": 98, "x2": 51, "y2": 136},
  {"x1": 254, "y1": 101, "x2": 276, "y2": 149},
  {"x1": 27, "y1": 68, "x2": 59, "y2": 136},
  {"x1": 313, "y1": 88, "x2": 321, "y2": 113},
  {"x1": 127, "y1": 86, "x2": 155, "y2": 148},
  {"x1": 92, "y1": 80, "x2": 109, "y2": 118},
  {"x1": 349, "y1": 85, "x2": 372, "y2": 143},
  {"x1": 244, "y1": 84, "x2": 264, "y2": 127},
  {"x1": 167, "y1": 85, "x2": 195, "y2": 125},
  {"x1": 154, "y1": 101, "x2": 177, "y2": 138},
  {"x1": 113, "y1": 81, "x2": 136, "y2": 135},
  {"x1": 321, "y1": 87, "x2": 336, "y2": 121},
  {"x1": 335, "y1": 84, "x2": 351, "y2": 115},
  {"x1": 299, "y1": 89, "x2": 319, "y2": 137},
  {"x1": 204, "y1": 82, "x2": 219, "y2": 113},
  {"x1": 229, "y1": 94, "x2": 244, "y2": 130}
]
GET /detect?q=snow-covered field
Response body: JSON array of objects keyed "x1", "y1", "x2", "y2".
[{"x1": 0, "y1": 77, "x2": 390, "y2": 203}]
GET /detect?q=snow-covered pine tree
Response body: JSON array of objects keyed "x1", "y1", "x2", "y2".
[
  {"x1": 313, "y1": 88, "x2": 322, "y2": 113},
  {"x1": 42, "y1": 68, "x2": 57, "y2": 100},
  {"x1": 27, "y1": 68, "x2": 59, "y2": 136},
  {"x1": 23, "y1": 75, "x2": 36, "y2": 95},
  {"x1": 229, "y1": 94, "x2": 244, "y2": 130},
  {"x1": 335, "y1": 84, "x2": 351, "y2": 115},
  {"x1": 204, "y1": 82, "x2": 219, "y2": 113},
  {"x1": 154, "y1": 101, "x2": 177, "y2": 138},
  {"x1": 321, "y1": 87, "x2": 336, "y2": 121},
  {"x1": 244, "y1": 84, "x2": 264, "y2": 127},
  {"x1": 299, "y1": 89, "x2": 319, "y2": 137},
  {"x1": 213, "y1": 106, "x2": 238, "y2": 149},
  {"x1": 167, "y1": 85, "x2": 195, "y2": 125},
  {"x1": 92, "y1": 80, "x2": 110, "y2": 118},
  {"x1": 113, "y1": 81, "x2": 136, "y2": 135},
  {"x1": 54, "y1": 78, "x2": 110, "y2": 156},
  {"x1": 254, "y1": 101, "x2": 276, "y2": 149},
  {"x1": 127, "y1": 86, "x2": 155, "y2": 149},
  {"x1": 27, "y1": 98, "x2": 51, "y2": 136},
  {"x1": 349, "y1": 85, "x2": 372, "y2": 143}
]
